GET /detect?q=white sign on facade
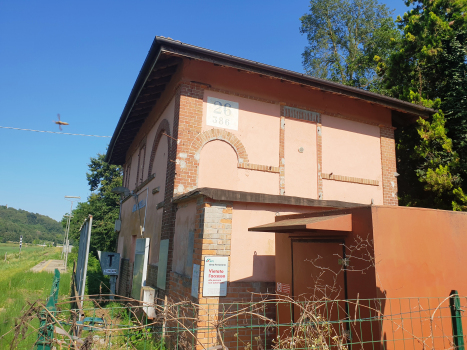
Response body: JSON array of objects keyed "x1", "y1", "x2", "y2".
[
  {"x1": 191, "y1": 264, "x2": 200, "y2": 298},
  {"x1": 202, "y1": 256, "x2": 228, "y2": 297},
  {"x1": 206, "y1": 97, "x2": 239, "y2": 131}
]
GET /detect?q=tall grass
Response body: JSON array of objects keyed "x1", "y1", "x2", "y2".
[{"x1": 0, "y1": 245, "x2": 71, "y2": 349}]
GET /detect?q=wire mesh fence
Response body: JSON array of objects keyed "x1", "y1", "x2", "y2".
[{"x1": 3, "y1": 290, "x2": 466, "y2": 350}]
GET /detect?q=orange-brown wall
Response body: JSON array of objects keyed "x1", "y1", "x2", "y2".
[{"x1": 372, "y1": 206, "x2": 467, "y2": 298}]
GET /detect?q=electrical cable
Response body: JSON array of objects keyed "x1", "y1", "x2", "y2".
[{"x1": 0, "y1": 126, "x2": 111, "y2": 138}]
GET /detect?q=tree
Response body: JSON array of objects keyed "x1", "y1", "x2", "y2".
[
  {"x1": 64, "y1": 153, "x2": 123, "y2": 253},
  {"x1": 300, "y1": 0, "x2": 399, "y2": 91},
  {"x1": 376, "y1": 0, "x2": 467, "y2": 210}
]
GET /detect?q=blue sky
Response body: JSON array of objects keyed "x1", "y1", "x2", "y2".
[{"x1": 0, "y1": 0, "x2": 411, "y2": 222}]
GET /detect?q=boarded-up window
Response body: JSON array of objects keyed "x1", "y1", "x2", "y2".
[{"x1": 136, "y1": 144, "x2": 146, "y2": 187}]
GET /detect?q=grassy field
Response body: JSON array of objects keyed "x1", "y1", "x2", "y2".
[
  {"x1": 0, "y1": 243, "x2": 71, "y2": 349},
  {"x1": 0, "y1": 242, "x2": 46, "y2": 256}
]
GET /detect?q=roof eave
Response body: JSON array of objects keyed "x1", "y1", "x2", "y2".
[{"x1": 105, "y1": 38, "x2": 163, "y2": 164}]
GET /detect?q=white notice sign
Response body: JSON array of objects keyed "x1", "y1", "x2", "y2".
[
  {"x1": 206, "y1": 97, "x2": 239, "y2": 131},
  {"x1": 203, "y1": 256, "x2": 228, "y2": 297}
]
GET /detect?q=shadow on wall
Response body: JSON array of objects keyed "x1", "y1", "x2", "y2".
[{"x1": 233, "y1": 253, "x2": 275, "y2": 283}]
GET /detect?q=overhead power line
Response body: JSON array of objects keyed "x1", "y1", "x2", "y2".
[{"x1": 0, "y1": 126, "x2": 111, "y2": 138}]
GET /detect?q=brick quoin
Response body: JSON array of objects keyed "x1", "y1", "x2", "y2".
[
  {"x1": 173, "y1": 83, "x2": 205, "y2": 195},
  {"x1": 159, "y1": 83, "x2": 206, "y2": 298},
  {"x1": 279, "y1": 105, "x2": 285, "y2": 195},
  {"x1": 380, "y1": 125, "x2": 398, "y2": 205}
]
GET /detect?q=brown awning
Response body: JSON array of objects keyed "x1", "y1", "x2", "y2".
[{"x1": 248, "y1": 214, "x2": 352, "y2": 233}]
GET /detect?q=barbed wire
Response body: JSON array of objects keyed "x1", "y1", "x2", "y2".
[{"x1": 0, "y1": 126, "x2": 111, "y2": 138}]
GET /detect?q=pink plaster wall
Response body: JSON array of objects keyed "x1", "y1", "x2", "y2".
[
  {"x1": 198, "y1": 140, "x2": 279, "y2": 195},
  {"x1": 173, "y1": 200, "x2": 197, "y2": 276},
  {"x1": 284, "y1": 118, "x2": 317, "y2": 198},
  {"x1": 198, "y1": 141, "x2": 238, "y2": 191},
  {"x1": 202, "y1": 91, "x2": 280, "y2": 167},
  {"x1": 231, "y1": 203, "x2": 324, "y2": 282},
  {"x1": 124, "y1": 97, "x2": 174, "y2": 192},
  {"x1": 119, "y1": 97, "x2": 175, "y2": 261},
  {"x1": 321, "y1": 115, "x2": 383, "y2": 204},
  {"x1": 182, "y1": 60, "x2": 393, "y2": 127}
]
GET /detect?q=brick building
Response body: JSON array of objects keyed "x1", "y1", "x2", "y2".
[{"x1": 104, "y1": 37, "x2": 434, "y2": 348}]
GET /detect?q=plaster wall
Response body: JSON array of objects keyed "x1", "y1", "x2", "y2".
[
  {"x1": 201, "y1": 90, "x2": 280, "y2": 167},
  {"x1": 321, "y1": 115, "x2": 383, "y2": 204},
  {"x1": 173, "y1": 200, "x2": 197, "y2": 277},
  {"x1": 284, "y1": 118, "x2": 317, "y2": 198},
  {"x1": 198, "y1": 140, "x2": 279, "y2": 195},
  {"x1": 372, "y1": 206, "x2": 467, "y2": 298},
  {"x1": 119, "y1": 97, "x2": 175, "y2": 262},
  {"x1": 231, "y1": 203, "x2": 327, "y2": 282},
  {"x1": 182, "y1": 60, "x2": 393, "y2": 127}
]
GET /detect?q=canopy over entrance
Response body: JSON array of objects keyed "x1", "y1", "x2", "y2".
[{"x1": 248, "y1": 213, "x2": 352, "y2": 233}]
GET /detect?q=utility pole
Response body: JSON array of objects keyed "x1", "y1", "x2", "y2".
[{"x1": 64, "y1": 196, "x2": 80, "y2": 271}]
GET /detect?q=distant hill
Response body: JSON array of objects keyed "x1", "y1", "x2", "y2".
[{"x1": 0, "y1": 205, "x2": 65, "y2": 244}]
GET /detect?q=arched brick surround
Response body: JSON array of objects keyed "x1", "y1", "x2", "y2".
[
  {"x1": 189, "y1": 129, "x2": 249, "y2": 164},
  {"x1": 147, "y1": 118, "x2": 171, "y2": 177}
]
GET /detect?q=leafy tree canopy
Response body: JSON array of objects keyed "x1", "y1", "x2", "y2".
[
  {"x1": 376, "y1": 0, "x2": 467, "y2": 210},
  {"x1": 300, "y1": 0, "x2": 399, "y2": 91},
  {"x1": 63, "y1": 153, "x2": 122, "y2": 254}
]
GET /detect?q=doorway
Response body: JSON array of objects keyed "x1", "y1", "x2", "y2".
[{"x1": 291, "y1": 239, "x2": 349, "y2": 336}]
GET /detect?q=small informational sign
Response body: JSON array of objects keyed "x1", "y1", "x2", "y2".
[
  {"x1": 276, "y1": 282, "x2": 291, "y2": 295},
  {"x1": 206, "y1": 97, "x2": 239, "y2": 131},
  {"x1": 97, "y1": 251, "x2": 120, "y2": 276},
  {"x1": 132, "y1": 199, "x2": 146, "y2": 212},
  {"x1": 202, "y1": 256, "x2": 228, "y2": 297},
  {"x1": 191, "y1": 264, "x2": 200, "y2": 298},
  {"x1": 19, "y1": 235, "x2": 22, "y2": 248}
]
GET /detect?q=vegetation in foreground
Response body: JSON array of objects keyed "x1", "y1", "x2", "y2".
[{"x1": 0, "y1": 244, "x2": 70, "y2": 350}]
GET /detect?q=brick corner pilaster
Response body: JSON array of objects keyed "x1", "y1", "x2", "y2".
[{"x1": 380, "y1": 125, "x2": 398, "y2": 205}]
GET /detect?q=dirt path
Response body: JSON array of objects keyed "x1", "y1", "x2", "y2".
[{"x1": 30, "y1": 259, "x2": 66, "y2": 273}]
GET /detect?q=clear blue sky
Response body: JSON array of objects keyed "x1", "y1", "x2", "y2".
[{"x1": 0, "y1": 0, "x2": 411, "y2": 222}]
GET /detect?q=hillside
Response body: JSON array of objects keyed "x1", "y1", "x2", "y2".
[{"x1": 0, "y1": 205, "x2": 64, "y2": 244}]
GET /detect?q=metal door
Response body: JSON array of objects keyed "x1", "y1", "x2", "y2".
[{"x1": 292, "y1": 240, "x2": 349, "y2": 343}]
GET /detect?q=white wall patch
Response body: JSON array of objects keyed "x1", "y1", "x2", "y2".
[{"x1": 207, "y1": 97, "x2": 239, "y2": 131}]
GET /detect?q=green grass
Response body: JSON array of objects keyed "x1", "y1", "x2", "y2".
[
  {"x1": 0, "y1": 243, "x2": 46, "y2": 256},
  {"x1": 0, "y1": 244, "x2": 71, "y2": 349}
]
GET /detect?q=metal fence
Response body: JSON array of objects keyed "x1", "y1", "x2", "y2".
[{"x1": 33, "y1": 290, "x2": 467, "y2": 350}]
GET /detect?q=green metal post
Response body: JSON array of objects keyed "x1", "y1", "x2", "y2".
[
  {"x1": 450, "y1": 290, "x2": 465, "y2": 350},
  {"x1": 36, "y1": 269, "x2": 60, "y2": 350}
]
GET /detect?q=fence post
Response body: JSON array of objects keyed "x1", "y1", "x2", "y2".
[
  {"x1": 450, "y1": 290, "x2": 464, "y2": 350},
  {"x1": 36, "y1": 269, "x2": 60, "y2": 350}
]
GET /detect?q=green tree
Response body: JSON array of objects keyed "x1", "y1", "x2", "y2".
[
  {"x1": 377, "y1": 0, "x2": 467, "y2": 210},
  {"x1": 64, "y1": 153, "x2": 122, "y2": 253},
  {"x1": 300, "y1": 0, "x2": 399, "y2": 91}
]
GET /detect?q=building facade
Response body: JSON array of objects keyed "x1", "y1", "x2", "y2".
[{"x1": 105, "y1": 37, "x2": 433, "y2": 348}]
